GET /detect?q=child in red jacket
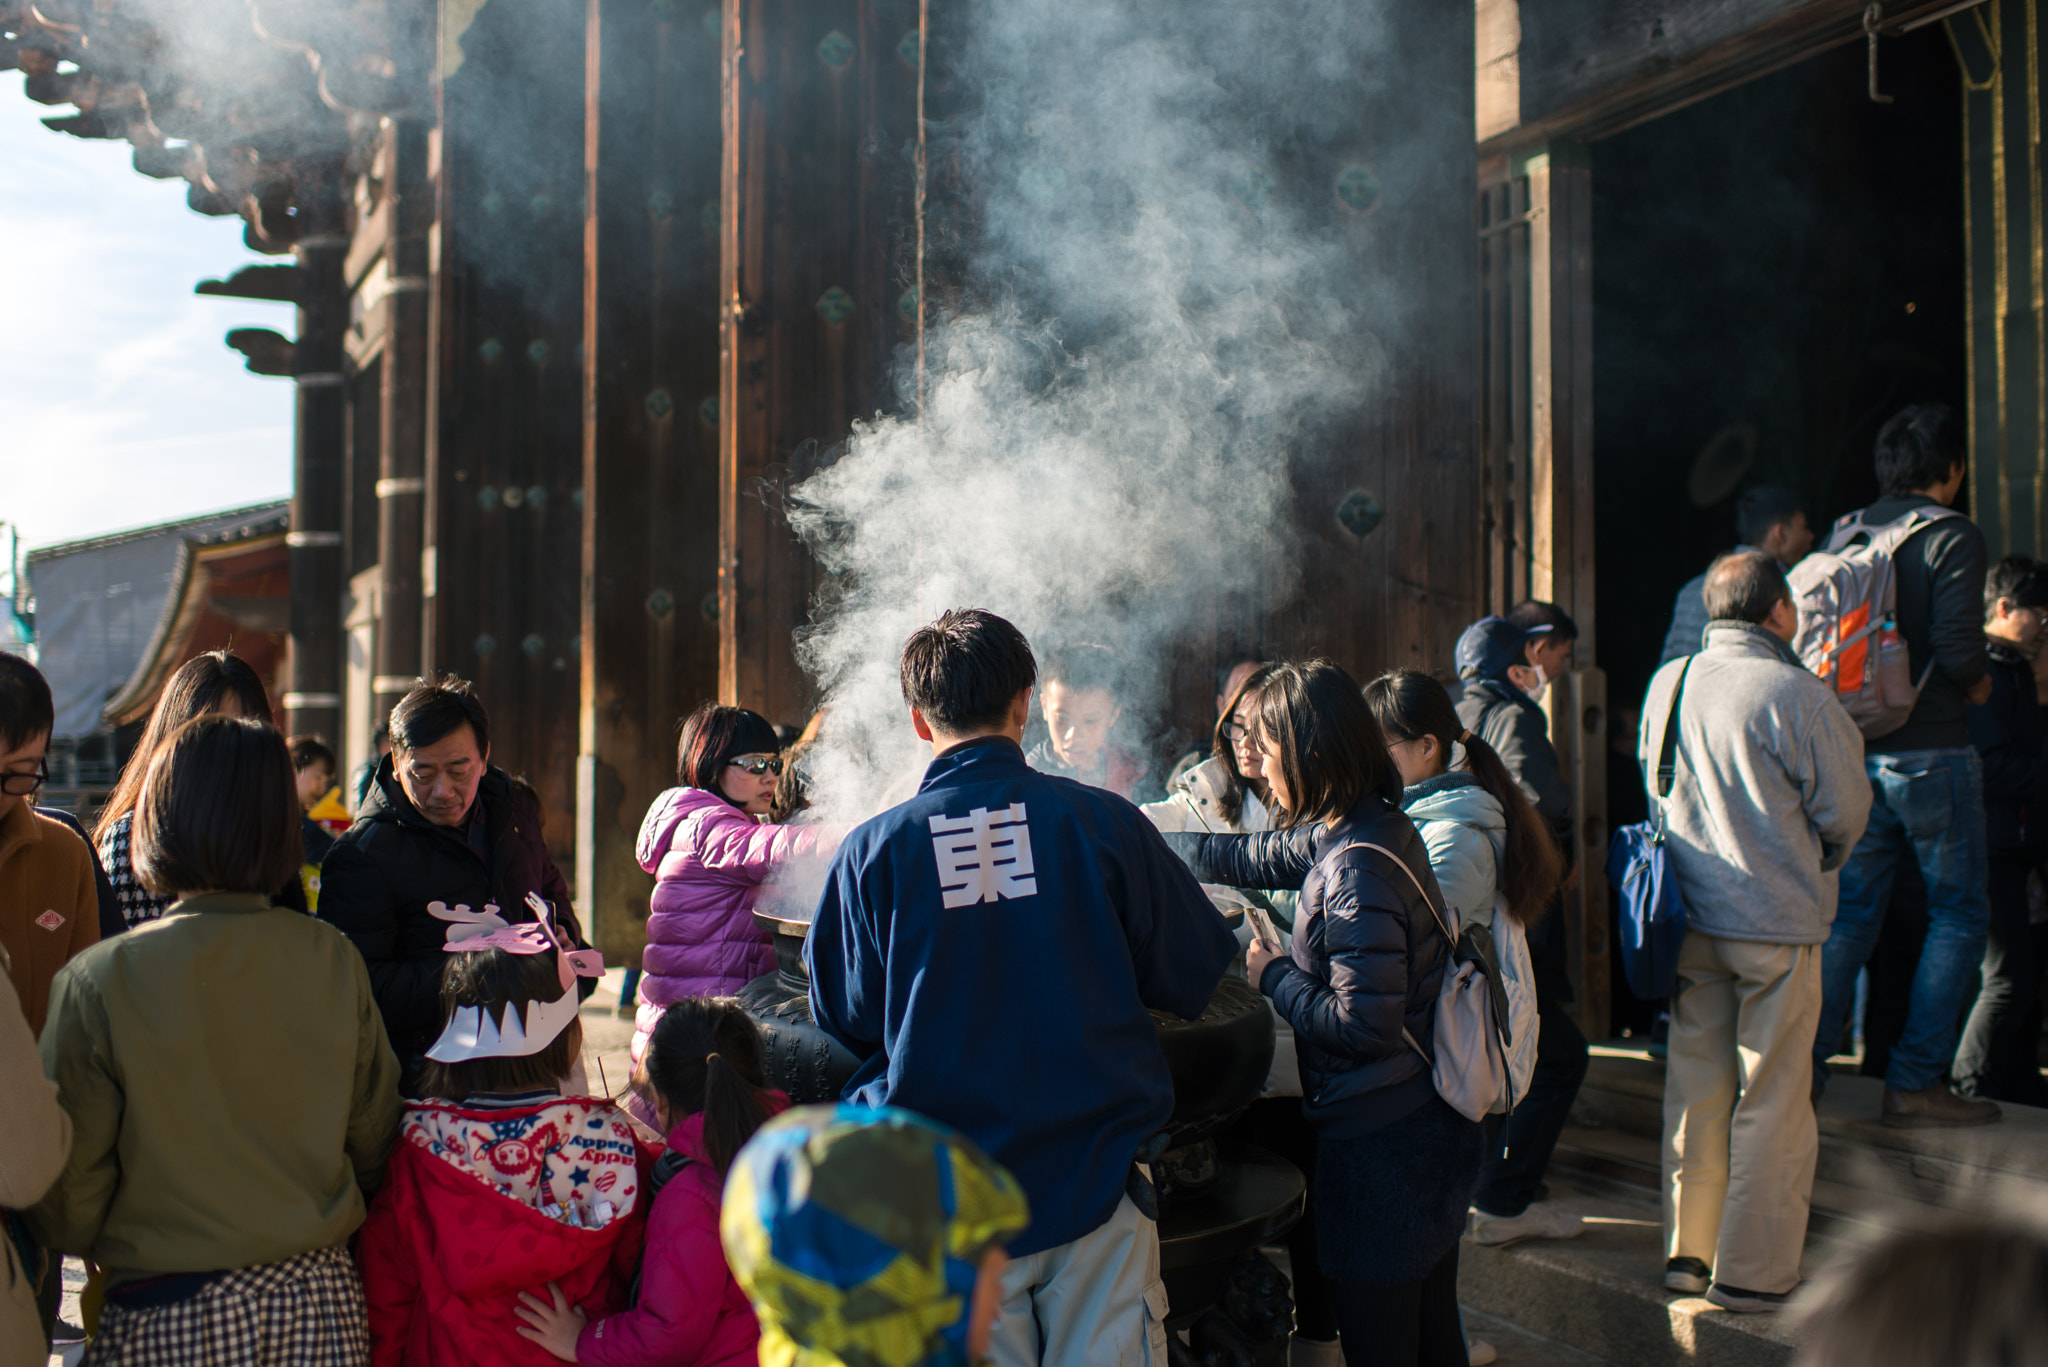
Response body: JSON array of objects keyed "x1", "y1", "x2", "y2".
[
  {"x1": 513, "y1": 998, "x2": 787, "y2": 1367},
  {"x1": 357, "y1": 904, "x2": 656, "y2": 1366}
]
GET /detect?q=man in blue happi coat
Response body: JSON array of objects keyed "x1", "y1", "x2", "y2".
[{"x1": 806, "y1": 608, "x2": 1239, "y2": 1367}]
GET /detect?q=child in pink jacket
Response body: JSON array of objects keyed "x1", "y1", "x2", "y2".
[
  {"x1": 630, "y1": 706, "x2": 838, "y2": 1075},
  {"x1": 516, "y1": 999, "x2": 787, "y2": 1367}
]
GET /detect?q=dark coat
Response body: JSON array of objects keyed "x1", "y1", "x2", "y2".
[
  {"x1": 1168, "y1": 793, "x2": 1450, "y2": 1137},
  {"x1": 318, "y1": 759, "x2": 583, "y2": 1077},
  {"x1": 1968, "y1": 639, "x2": 2048, "y2": 860},
  {"x1": 1856, "y1": 494, "x2": 1989, "y2": 753}
]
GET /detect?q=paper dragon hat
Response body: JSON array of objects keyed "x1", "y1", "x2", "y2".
[{"x1": 424, "y1": 892, "x2": 605, "y2": 1065}]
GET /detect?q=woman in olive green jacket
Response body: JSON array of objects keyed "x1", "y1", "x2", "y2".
[{"x1": 32, "y1": 717, "x2": 402, "y2": 1366}]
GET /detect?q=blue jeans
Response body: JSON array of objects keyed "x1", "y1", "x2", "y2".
[{"x1": 1814, "y1": 748, "x2": 1990, "y2": 1093}]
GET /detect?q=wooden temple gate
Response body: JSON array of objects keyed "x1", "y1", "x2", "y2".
[{"x1": 7, "y1": 0, "x2": 2031, "y2": 1004}]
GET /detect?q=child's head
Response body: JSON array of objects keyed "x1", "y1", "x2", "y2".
[
  {"x1": 1038, "y1": 644, "x2": 1124, "y2": 772},
  {"x1": 0, "y1": 652, "x2": 53, "y2": 825},
  {"x1": 287, "y1": 734, "x2": 338, "y2": 812},
  {"x1": 722, "y1": 1105, "x2": 1030, "y2": 1367},
  {"x1": 418, "y1": 946, "x2": 584, "y2": 1103},
  {"x1": 639, "y1": 998, "x2": 772, "y2": 1171}
]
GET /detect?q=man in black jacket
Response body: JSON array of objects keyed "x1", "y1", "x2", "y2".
[
  {"x1": 319, "y1": 677, "x2": 586, "y2": 1092},
  {"x1": 1955, "y1": 556, "x2": 2048, "y2": 1104},
  {"x1": 1812, "y1": 404, "x2": 1999, "y2": 1128},
  {"x1": 1453, "y1": 614, "x2": 1589, "y2": 1248}
]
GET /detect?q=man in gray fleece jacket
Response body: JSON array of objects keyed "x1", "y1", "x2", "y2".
[{"x1": 1639, "y1": 551, "x2": 1870, "y2": 1313}]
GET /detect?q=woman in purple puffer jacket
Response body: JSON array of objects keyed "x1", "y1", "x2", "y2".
[{"x1": 630, "y1": 704, "x2": 838, "y2": 1073}]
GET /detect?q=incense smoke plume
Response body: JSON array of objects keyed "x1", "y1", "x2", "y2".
[{"x1": 781, "y1": 0, "x2": 1402, "y2": 843}]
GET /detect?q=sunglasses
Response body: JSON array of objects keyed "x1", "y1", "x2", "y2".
[
  {"x1": 727, "y1": 755, "x2": 785, "y2": 777},
  {"x1": 0, "y1": 761, "x2": 48, "y2": 797}
]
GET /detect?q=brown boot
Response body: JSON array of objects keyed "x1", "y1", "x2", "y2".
[{"x1": 1881, "y1": 1084, "x2": 2002, "y2": 1128}]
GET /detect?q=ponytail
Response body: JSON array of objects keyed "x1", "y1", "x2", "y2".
[
  {"x1": 644, "y1": 998, "x2": 774, "y2": 1174},
  {"x1": 1364, "y1": 669, "x2": 1563, "y2": 927},
  {"x1": 1456, "y1": 731, "x2": 1563, "y2": 927}
]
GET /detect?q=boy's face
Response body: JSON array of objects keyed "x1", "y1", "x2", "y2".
[
  {"x1": 295, "y1": 762, "x2": 335, "y2": 811},
  {"x1": 0, "y1": 728, "x2": 48, "y2": 824},
  {"x1": 1041, "y1": 682, "x2": 1121, "y2": 771}
]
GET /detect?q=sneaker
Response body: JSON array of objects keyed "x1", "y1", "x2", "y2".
[
  {"x1": 1289, "y1": 1337, "x2": 1343, "y2": 1367},
  {"x1": 50, "y1": 1319, "x2": 86, "y2": 1345},
  {"x1": 1707, "y1": 1283, "x2": 1793, "y2": 1313},
  {"x1": 1468, "y1": 1339, "x2": 1498, "y2": 1365},
  {"x1": 1664, "y1": 1256, "x2": 1712, "y2": 1295},
  {"x1": 1468, "y1": 1201, "x2": 1586, "y2": 1247},
  {"x1": 1881, "y1": 1085, "x2": 2002, "y2": 1129}
]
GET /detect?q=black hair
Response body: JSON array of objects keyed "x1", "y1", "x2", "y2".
[
  {"x1": 389, "y1": 675, "x2": 490, "y2": 757},
  {"x1": 134, "y1": 716, "x2": 303, "y2": 898},
  {"x1": 1211, "y1": 663, "x2": 1276, "y2": 826},
  {"x1": 96, "y1": 650, "x2": 272, "y2": 844},
  {"x1": 415, "y1": 947, "x2": 583, "y2": 1103},
  {"x1": 1248, "y1": 659, "x2": 1398, "y2": 827},
  {"x1": 899, "y1": 608, "x2": 1038, "y2": 734},
  {"x1": 1735, "y1": 485, "x2": 1807, "y2": 547},
  {"x1": 1703, "y1": 550, "x2": 1792, "y2": 625},
  {"x1": 1364, "y1": 670, "x2": 1561, "y2": 926},
  {"x1": 676, "y1": 703, "x2": 781, "y2": 793},
  {"x1": 1040, "y1": 643, "x2": 1123, "y2": 697},
  {"x1": 0, "y1": 652, "x2": 54, "y2": 754},
  {"x1": 1215, "y1": 654, "x2": 1268, "y2": 698},
  {"x1": 1874, "y1": 403, "x2": 1963, "y2": 498},
  {"x1": 287, "y1": 734, "x2": 337, "y2": 774},
  {"x1": 642, "y1": 998, "x2": 774, "y2": 1174},
  {"x1": 1507, "y1": 600, "x2": 1578, "y2": 644},
  {"x1": 1986, "y1": 554, "x2": 2048, "y2": 619}
]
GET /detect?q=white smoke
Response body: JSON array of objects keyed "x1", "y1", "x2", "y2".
[{"x1": 782, "y1": 0, "x2": 1398, "y2": 841}]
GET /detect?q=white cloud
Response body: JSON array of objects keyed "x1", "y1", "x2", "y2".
[{"x1": 0, "y1": 81, "x2": 296, "y2": 550}]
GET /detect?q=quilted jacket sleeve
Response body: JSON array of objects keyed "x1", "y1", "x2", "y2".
[
  {"x1": 691, "y1": 808, "x2": 841, "y2": 885},
  {"x1": 1160, "y1": 826, "x2": 1317, "y2": 891},
  {"x1": 1262, "y1": 859, "x2": 1412, "y2": 1065}
]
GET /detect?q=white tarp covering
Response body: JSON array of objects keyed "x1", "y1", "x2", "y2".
[{"x1": 26, "y1": 503, "x2": 288, "y2": 737}]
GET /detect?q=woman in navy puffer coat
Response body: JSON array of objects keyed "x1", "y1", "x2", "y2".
[
  {"x1": 631, "y1": 706, "x2": 841, "y2": 1079},
  {"x1": 1166, "y1": 661, "x2": 1485, "y2": 1367}
]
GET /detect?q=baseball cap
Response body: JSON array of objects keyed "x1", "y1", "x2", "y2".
[{"x1": 1455, "y1": 616, "x2": 1551, "y2": 681}]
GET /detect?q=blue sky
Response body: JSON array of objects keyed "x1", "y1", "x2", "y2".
[{"x1": 0, "y1": 80, "x2": 295, "y2": 554}]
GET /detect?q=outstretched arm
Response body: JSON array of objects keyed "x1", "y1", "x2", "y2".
[{"x1": 1158, "y1": 826, "x2": 1317, "y2": 891}]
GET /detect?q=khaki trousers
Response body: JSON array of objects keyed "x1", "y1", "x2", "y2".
[{"x1": 1662, "y1": 932, "x2": 1820, "y2": 1294}]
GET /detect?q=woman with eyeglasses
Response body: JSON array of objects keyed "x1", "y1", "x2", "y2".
[{"x1": 629, "y1": 704, "x2": 844, "y2": 1097}]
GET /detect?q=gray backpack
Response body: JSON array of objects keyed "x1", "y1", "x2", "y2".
[
  {"x1": 1787, "y1": 505, "x2": 1961, "y2": 739},
  {"x1": 1344, "y1": 842, "x2": 1516, "y2": 1124}
]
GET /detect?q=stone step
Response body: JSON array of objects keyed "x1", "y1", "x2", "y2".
[
  {"x1": 1462, "y1": 1308, "x2": 1629, "y2": 1367},
  {"x1": 1571, "y1": 1046, "x2": 2048, "y2": 1209},
  {"x1": 1456, "y1": 1171, "x2": 1803, "y2": 1367}
]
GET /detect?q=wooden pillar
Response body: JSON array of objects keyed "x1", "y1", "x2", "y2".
[
  {"x1": 1477, "y1": 141, "x2": 1608, "y2": 1040},
  {"x1": 285, "y1": 164, "x2": 349, "y2": 746},
  {"x1": 1949, "y1": 1, "x2": 2047, "y2": 556},
  {"x1": 578, "y1": 0, "x2": 724, "y2": 961},
  {"x1": 719, "y1": 0, "x2": 921, "y2": 723},
  {"x1": 376, "y1": 114, "x2": 433, "y2": 714},
  {"x1": 425, "y1": 0, "x2": 588, "y2": 846}
]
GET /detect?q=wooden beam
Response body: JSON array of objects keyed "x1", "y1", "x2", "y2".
[
  {"x1": 719, "y1": 0, "x2": 920, "y2": 724},
  {"x1": 578, "y1": 0, "x2": 724, "y2": 963},
  {"x1": 286, "y1": 163, "x2": 349, "y2": 746},
  {"x1": 1487, "y1": 0, "x2": 1974, "y2": 152}
]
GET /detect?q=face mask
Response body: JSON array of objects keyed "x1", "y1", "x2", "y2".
[{"x1": 1510, "y1": 666, "x2": 1549, "y2": 707}]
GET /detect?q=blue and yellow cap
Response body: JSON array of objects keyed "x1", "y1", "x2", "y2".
[{"x1": 721, "y1": 1104, "x2": 1031, "y2": 1367}]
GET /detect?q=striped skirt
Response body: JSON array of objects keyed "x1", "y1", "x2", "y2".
[{"x1": 83, "y1": 1245, "x2": 368, "y2": 1367}]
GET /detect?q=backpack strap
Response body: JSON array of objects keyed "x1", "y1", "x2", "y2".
[
  {"x1": 1652, "y1": 656, "x2": 1694, "y2": 803},
  {"x1": 1332, "y1": 841, "x2": 1455, "y2": 946}
]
